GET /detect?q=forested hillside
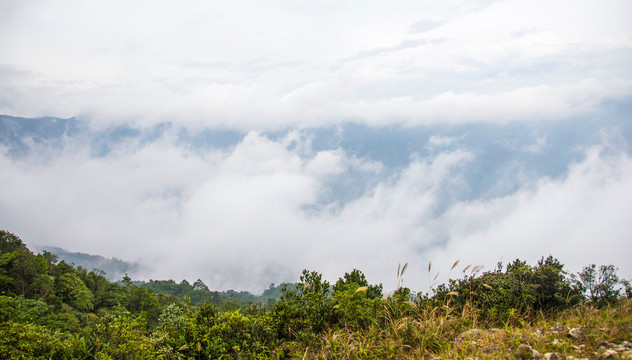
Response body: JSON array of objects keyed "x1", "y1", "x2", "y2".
[
  {"x1": 31, "y1": 244, "x2": 288, "y2": 309},
  {"x1": 32, "y1": 246, "x2": 141, "y2": 282},
  {"x1": 1, "y1": 229, "x2": 631, "y2": 359},
  {"x1": 141, "y1": 279, "x2": 289, "y2": 309}
]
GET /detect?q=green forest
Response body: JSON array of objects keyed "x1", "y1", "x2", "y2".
[{"x1": 1, "y1": 229, "x2": 631, "y2": 359}]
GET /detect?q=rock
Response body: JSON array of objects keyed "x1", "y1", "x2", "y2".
[
  {"x1": 567, "y1": 328, "x2": 586, "y2": 341},
  {"x1": 456, "y1": 329, "x2": 484, "y2": 343},
  {"x1": 596, "y1": 349, "x2": 618, "y2": 360},
  {"x1": 622, "y1": 341, "x2": 632, "y2": 348},
  {"x1": 544, "y1": 352, "x2": 562, "y2": 360},
  {"x1": 551, "y1": 339, "x2": 564, "y2": 345},
  {"x1": 534, "y1": 349, "x2": 542, "y2": 358},
  {"x1": 482, "y1": 346, "x2": 502, "y2": 354},
  {"x1": 597, "y1": 340, "x2": 615, "y2": 349},
  {"x1": 550, "y1": 323, "x2": 565, "y2": 333},
  {"x1": 515, "y1": 344, "x2": 532, "y2": 359},
  {"x1": 516, "y1": 344, "x2": 541, "y2": 359}
]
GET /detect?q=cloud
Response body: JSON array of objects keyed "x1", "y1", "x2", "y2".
[
  {"x1": 330, "y1": 79, "x2": 632, "y2": 127},
  {"x1": 0, "y1": 0, "x2": 630, "y2": 129},
  {"x1": 426, "y1": 145, "x2": 632, "y2": 286},
  {"x1": 1, "y1": 0, "x2": 631, "y2": 292},
  {"x1": 408, "y1": 19, "x2": 445, "y2": 34},
  {"x1": 426, "y1": 135, "x2": 464, "y2": 150},
  {"x1": 524, "y1": 136, "x2": 547, "y2": 154},
  {"x1": 1, "y1": 127, "x2": 631, "y2": 292},
  {"x1": 345, "y1": 38, "x2": 439, "y2": 62},
  {"x1": 0, "y1": 131, "x2": 390, "y2": 290}
]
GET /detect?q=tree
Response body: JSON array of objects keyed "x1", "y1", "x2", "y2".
[
  {"x1": 124, "y1": 286, "x2": 162, "y2": 325},
  {"x1": 84, "y1": 270, "x2": 120, "y2": 309},
  {"x1": 333, "y1": 269, "x2": 382, "y2": 300},
  {"x1": 332, "y1": 269, "x2": 383, "y2": 329},
  {"x1": 192, "y1": 278, "x2": 209, "y2": 292},
  {"x1": 56, "y1": 273, "x2": 94, "y2": 311},
  {"x1": 272, "y1": 270, "x2": 335, "y2": 342},
  {"x1": 621, "y1": 279, "x2": 632, "y2": 299},
  {"x1": 0, "y1": 247, "x2": 46, "y2": 297},
  {"x1": 576, "y1": 264, "x2": 620, "y2": 304},
  {"x1": 0, "y1": 231, "x2": 26, "y2": 254},
  {"x1": 40, "y1": 250, "x2": 58, "y2": 265},
  {"x1": 531, "y1": 255, "x2": 578, "y2": 309}
]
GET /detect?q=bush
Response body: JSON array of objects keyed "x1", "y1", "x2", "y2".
[
  {"x1": 0, "y1": 321, "x2": 75, "y2": 360},
  {"x1": 88, "y1": 310, "x2": 161, "y2": 360},
  {"x1": 271, "y1": 270, "x2": 336, "y2": 344},
  {"x1": 434, "y1": 256, "x2": 579, "y2": 324},
  {"x1": 332, "y1": 269, "x2": 383, "y2": 330},
  {"x1": 186, "y1": 304, "x2": 279, "y2": 359}
]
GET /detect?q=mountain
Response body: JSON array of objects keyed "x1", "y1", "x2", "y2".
[
  {"x1": 3, "y1": 113, "x2": 632, "y2": 290},
  {"x1": 34, "y1": 245, "x2": 141, "y2": 281}
]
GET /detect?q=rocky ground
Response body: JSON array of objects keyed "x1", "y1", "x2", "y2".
[{"x1": 431, "y1": 302, "x2": 632, "y2": 360}]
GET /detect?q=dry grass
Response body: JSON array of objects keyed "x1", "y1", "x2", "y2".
[{"x1": 291, "y1": 299, "x2": 632, "y2": 359}]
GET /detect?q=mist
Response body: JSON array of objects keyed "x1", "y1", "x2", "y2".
[
  {"x1": 1, "y1": 123, "x2": 630, "y2": 292},
  {"x1": 1, "y1": 0, "x2": 631, "y2": 292}
]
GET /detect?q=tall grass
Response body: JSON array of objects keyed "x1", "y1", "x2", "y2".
[{"x1": 292, "y1": 261, "x2": 632, "y2": 359}]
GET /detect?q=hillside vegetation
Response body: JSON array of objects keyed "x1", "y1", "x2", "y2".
[
  {"x1": 1, "y1": 229, "x2": 631, "y2": 359},
  {"x1": 32, "y1": 245, "x2": 141, "y2": 282}
]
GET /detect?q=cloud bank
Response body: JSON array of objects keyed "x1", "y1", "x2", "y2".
[
  {"x1": 1, "y1": 0, "x2": 631, "y2": 292},
  {"x1": 0, "y1": 0, "x2": 630, "y2": 129},
  {"x1": 1, "y1": 129, "x2": 630, "y2": 292}
]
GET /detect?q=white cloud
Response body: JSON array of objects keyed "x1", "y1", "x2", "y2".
[
  {"x1": 0, "y1": 0, "x2": 630, "y2": 129},
  {"x1": 426, "y1": 145, "x2": 632, "y2": 286},
  {"x1": 1, "y1": 0, "x2": 631, "y2": 292},
  {"x1": 343, "y1": 79, "x2": 632, "y2": 126},
  {"x1": 0, "y1": 131, "x2": 390, "y2": 289},
  {"x1": 427, "y1": 135, "x2": 464, "y2": 149},
  {"x1": 524, "y1": 136, "x2": 547, "y2": 154},
  {"x1": 1, "y1": 130, "x2": 631, "y2": 292},
  {"x1": 305, "y1": 150, "x2": 347, "y2": 177}
]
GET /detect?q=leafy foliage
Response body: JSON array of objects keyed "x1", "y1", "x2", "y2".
[
  {"x1": 433, "y1": 255, "x2": 582, "y2": 323},
  {"x1": 142, "y1": 278, "x2": 287, "y2": 309},
  {"x1": 0, "y1": 229, "x2": 630, "y2": 359},
  {"x1": 574, "y1": 264, "x2": 622, "y2": 305}
]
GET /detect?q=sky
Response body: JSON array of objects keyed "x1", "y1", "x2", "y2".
[{"x1": 1, "y1": 0, "x2": 631, "y2": 292}]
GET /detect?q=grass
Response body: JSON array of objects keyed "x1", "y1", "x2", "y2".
[{"x1": 288, "y1": 299, "x2": 632, "y2": 359}]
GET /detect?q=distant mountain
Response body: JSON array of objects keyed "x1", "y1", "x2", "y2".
[
  {"x1": 34, "y1": 245, "x2": 141, "y2": 281},
  {"x1": 0, "y1": 115, "x2": 81, "y2": 156},
  {"x1": 0, "y1": 114, "x2": 247, "y2": 157},
  {"x1": 0, "y1": 114, "x2": 148, "y2": 157},
  {"x1": 4, "y1": 112, "x2": 631, "y2": 214}
]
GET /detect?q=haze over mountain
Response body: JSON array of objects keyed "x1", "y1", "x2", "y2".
[
  {"x1": 29, "y1": 243, "x2": 142, "y2": 282},
  {"x1": 1, "y1": 0, "x2": 631, "y2": 291}
]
